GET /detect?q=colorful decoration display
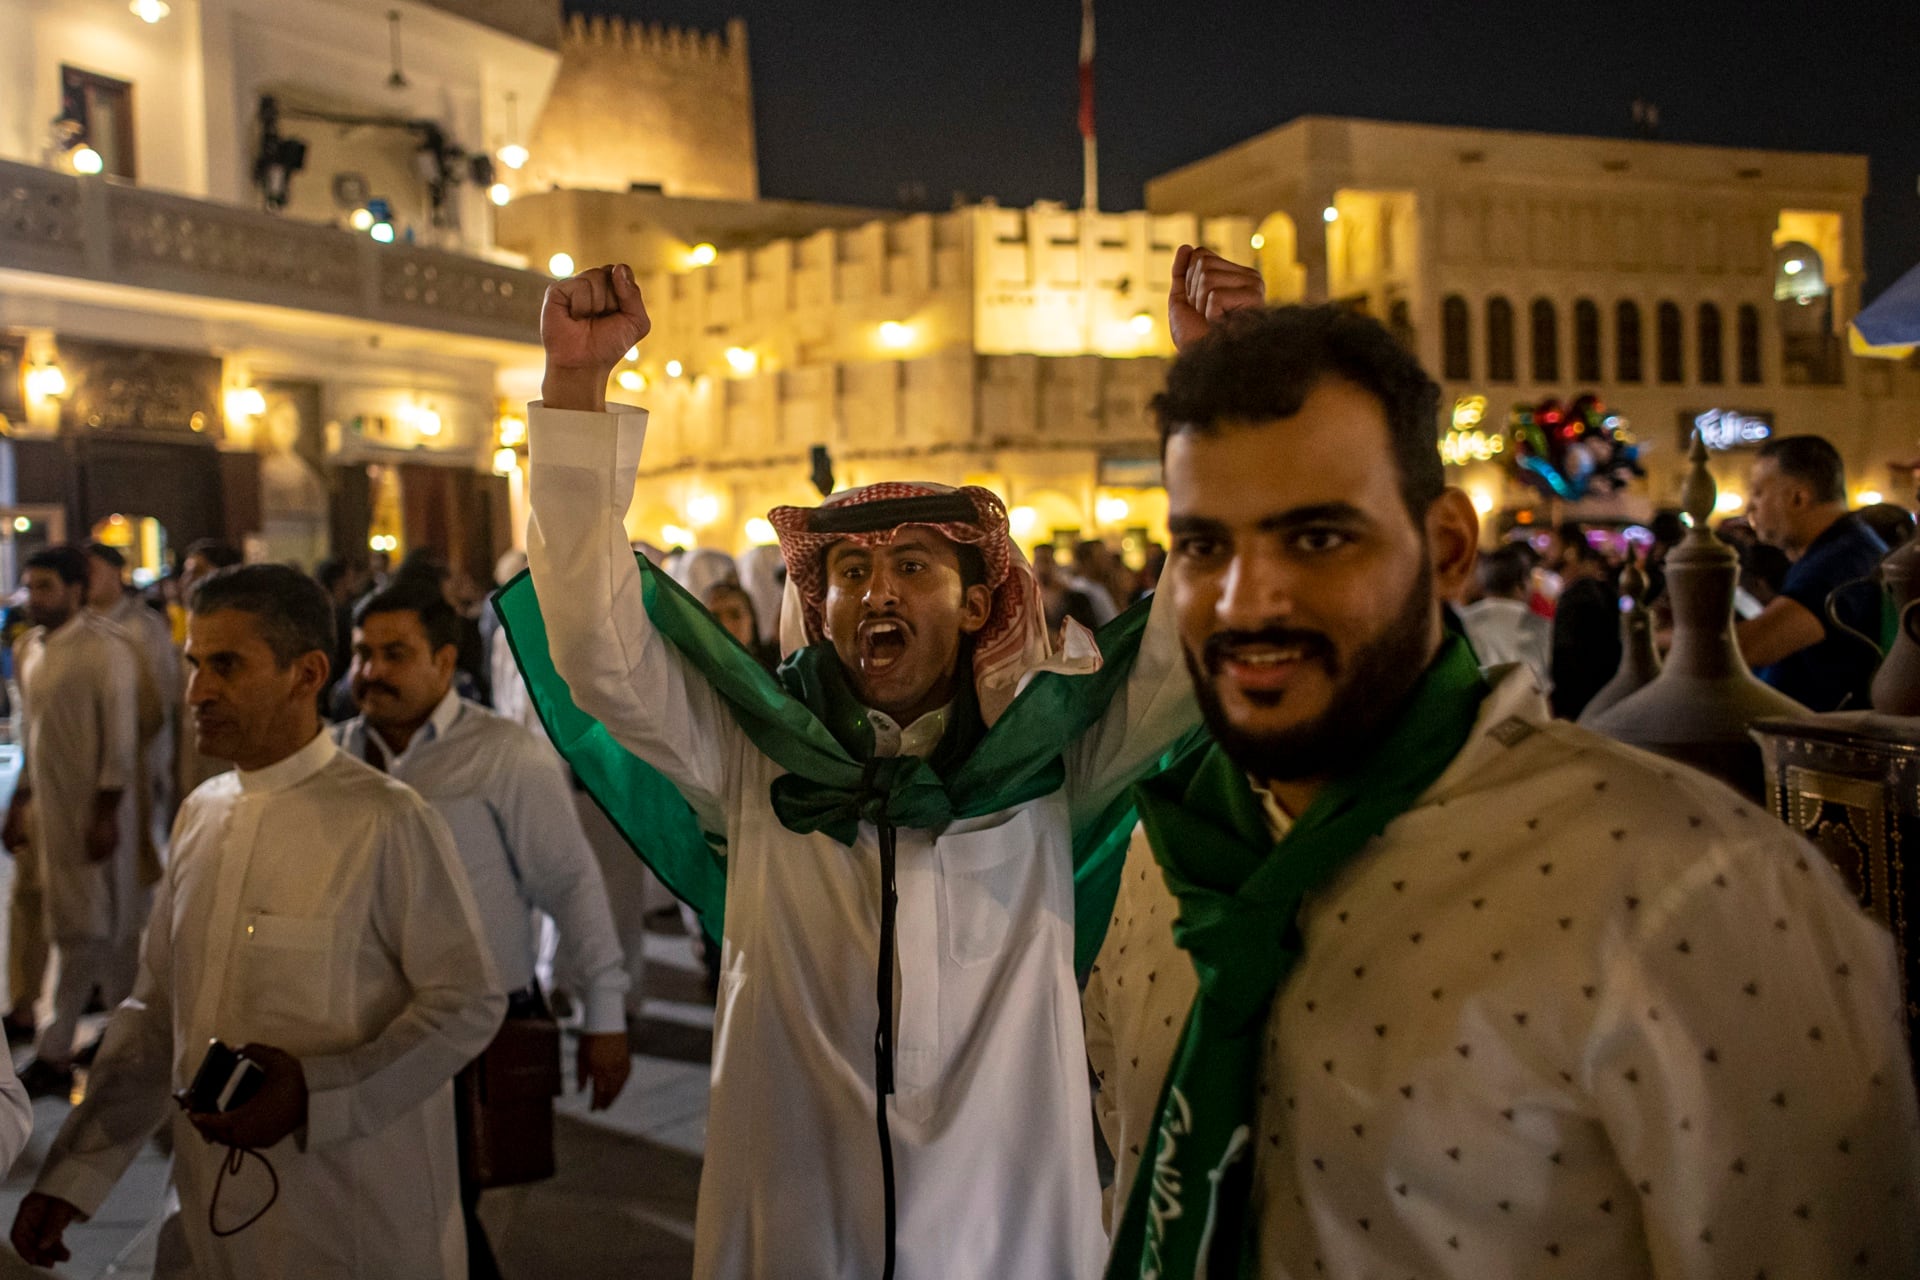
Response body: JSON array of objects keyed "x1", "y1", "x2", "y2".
[{"x1": 1506, "y1": 394, "x2": 1644, "y2": 501}]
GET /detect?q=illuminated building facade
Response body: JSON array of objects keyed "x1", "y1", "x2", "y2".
[{"x1": 1149, "y1": 116, "x2": 1920, "y2": 524}]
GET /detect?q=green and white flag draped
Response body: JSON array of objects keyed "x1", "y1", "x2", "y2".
[
  {"x1": 493, "y1": 554, "x2": 1196, "y2": 973},
  {"x1": 1104, "y1": 635, "x2": 1488, "y2": 1280}
]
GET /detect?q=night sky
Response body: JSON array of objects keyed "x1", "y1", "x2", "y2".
[{"x1": 575, "y1": 0, "x2": 1920, "y2": 292}]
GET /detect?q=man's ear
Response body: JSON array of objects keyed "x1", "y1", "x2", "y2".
[
  {"x1": 434, "y1": 643, "x2": 460, "y2": 682},
  {"x1": 958, "y1": 582, "x2": 993, "y2": 636},
  {"x1": 1427, "y1": 489, "x2": 1482, "y2": 602},
  {"x1": 291, "y1": 650, "x2": 331, "y2": 702}
]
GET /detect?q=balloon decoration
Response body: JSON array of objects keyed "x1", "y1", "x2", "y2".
[{"x1": 1507, "y1": 394, "x2": 1644, "y2": 501}]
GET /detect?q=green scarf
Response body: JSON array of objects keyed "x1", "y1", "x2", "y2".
[
  {"x1": 493, "y1": 556, "x2": 1200, "y2": 971},
  {"x1": 1105, "y1": 635, "x2": 1488, "y2": 1280}
]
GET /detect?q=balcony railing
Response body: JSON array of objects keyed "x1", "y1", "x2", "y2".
[{"x1": 0, "y1": 159, "x2": 545, "y2": 346}]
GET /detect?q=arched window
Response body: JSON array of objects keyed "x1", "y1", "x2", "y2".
[
  {"x1": 1737, "y1": 304, "x2": 1762, "y2": 385},
  {"x1": 1574, "y1": 299, "x2": 1602, "y2": 382},
  {"x1": 1657, "y1": 301, "x2": 1684, "y2": 384},
  {"x1": 1530, "y1": 299, "x2": 1559, "y2": 383},
  {"x1": 1387, "y1": 298, "x2": 1414, "y2": 351},
  {"x1": 1442, "y1": 295, "x2": 1471, "y2": 381},
  {"x1": 1615, "y1": 300, "x2": 1643, "y2": 383},
  {"x1": 1697, "y1": 303, "x2": 1724, "y2": 385},
  {"x1": 1486, "y1": 296, "x2": 1516, "y2": 383}
]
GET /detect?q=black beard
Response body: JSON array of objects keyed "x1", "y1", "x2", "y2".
[{"x1": 1188, "y1": 560, "x2": 1439, "y2": 784}]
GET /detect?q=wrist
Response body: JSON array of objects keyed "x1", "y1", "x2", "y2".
[{"x1": 541, "y1": 368, "x2": 609, "y2": 413}]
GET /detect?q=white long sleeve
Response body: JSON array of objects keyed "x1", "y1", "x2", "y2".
[
  {"x1": 303, "y1": 800, "x2": 504, "y2": 1148},
  {"x1": 525, "y1": 401, "x2": 745, "y2": 829}
]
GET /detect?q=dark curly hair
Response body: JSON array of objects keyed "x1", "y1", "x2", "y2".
[{"x1": 1153, "y1": 305, "x2": 1445, "y2": 524}]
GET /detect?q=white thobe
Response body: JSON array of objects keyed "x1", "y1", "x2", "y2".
[
  {"x1": 334, "y1": 689, "x2": 630, "y2": 1032},
  {"x1": 1085, "y1": 668, "x2": 1920, "y2": 1279},
  {"x1": 34, "y1": 732, "x2": 506, "y2": 1280},
  {"x1": 105, "y1": 593, "x2": 181, "y2": 842},
  {"x1": 527, "y1": 401, "x2": 1196, "y2": 1280},
  {"x1": 17, "y1": 613, "x2": 143, "y2": 944}
]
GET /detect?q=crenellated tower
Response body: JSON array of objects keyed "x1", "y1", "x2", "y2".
[{"x1": 524, "y1": 14, "x2": 757, "y2": 200}]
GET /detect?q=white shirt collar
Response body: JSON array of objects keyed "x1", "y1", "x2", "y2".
[
  {"x1": 868, "y1": 704, "x2": 951, "y2": 760},
  {"x1": 237, "y1": 729, "x2": 337, "y2": 794},
  {"x1": 364, "y1": 686, "x2": 464, "y2": 766},
  {"x1": 1253, "y1": 780, "x2": 1294, "y2": 841}
]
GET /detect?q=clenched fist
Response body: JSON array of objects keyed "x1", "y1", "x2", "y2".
[
  {"x1": 1168, "y1": 246, "x2": 1265, "y2": 352},
  {"x1": 539, "y1": 263, "x2": 652, "y2": 413}
]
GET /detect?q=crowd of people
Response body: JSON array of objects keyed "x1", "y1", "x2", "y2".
[
  {"x1": 1459, "y1": 434, "x2": 1915, "y2": 723},
  {"x1": 0, "y1": 246, "x2": 1905, "y2": 1279}
]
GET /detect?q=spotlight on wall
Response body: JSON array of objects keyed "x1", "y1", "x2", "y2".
[
  {"x1": 877, "y1": 320, "x2": 914, "y2": 350},
  {"x1": 1129, "y1": 311, "x2": 1154, "y2": 337},
  {"x1": 724, "y1": 347, "x2": 757, "y2": 375},
  {"x1": 616, "y1": 370, "x2": 645, "y2": 392},
  {"x1": 25, "y1": 365, "x2": 68, "y2": 402},
  {"x1": 686, "y1": 242, "x2": 718, "y2": 268},
  {"x1": 488, "y1": 183, "x2": 511, "y2": 206},
  {"x1": 129, "y1": 0, "x2": 170, "y2": 22},
  {"x1": 548, "y1": 252, "x2": 575, "y2": 277},
  {"x1": 664, "y1": 360, "x2": 684, "y2": 379},
  {"x1": 745, "y1": 517, "x2": 776, "y2": 545},
  {"x1": 70, "y1": 146, "x2": 104, "y2": 175},
  {"x1": 1323, "y1": 205, "x2": 1340, "y2": 223}
]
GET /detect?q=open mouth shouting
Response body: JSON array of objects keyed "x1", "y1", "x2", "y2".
[{"x1": 858, "y1": 616, "x2": 912, "y2": 674}]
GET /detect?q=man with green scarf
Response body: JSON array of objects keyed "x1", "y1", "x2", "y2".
[
  {"x1": 1087, "y1": 304, "x2": 1920, "y2": 1279},
  {"x1": 519, "y1": 250, "x2": 1261, "y2": 1279}
]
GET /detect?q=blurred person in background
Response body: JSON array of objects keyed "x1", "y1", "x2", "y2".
[
  {"x1": 337, "y1": 581, "x2": 629, "y2": 1278},
  {"x1": 1550, "y1": 539, "x2": 1624, "y2": 720},
  {"x1": 1459, "y1": 543, "x2": 1553, "y2": 693},
  {"x1": 1741, "y1": 435, "x2": 1887, "y2": 710},
  {"x1": 6, "y1": 547, "x2": 144, "y2": 1098}
]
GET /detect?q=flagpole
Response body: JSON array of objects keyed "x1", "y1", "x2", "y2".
[{"x1": 1079, "y1": 0, "x2": 1097, "y2": 353}]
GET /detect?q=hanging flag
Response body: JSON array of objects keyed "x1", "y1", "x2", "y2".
[{"x1": 1078, "y1": 0, "x2": 1095, "y2": 140}]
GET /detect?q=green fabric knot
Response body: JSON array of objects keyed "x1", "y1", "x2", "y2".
[{"x1": 769, "y1": 754, "x2": 957, "y2": 845}]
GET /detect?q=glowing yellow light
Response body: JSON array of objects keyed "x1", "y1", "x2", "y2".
[
  {"x1": 547, "y1": 253, "x2": 575, "y2": 277},
  {"x1": 1322, "y1": 205, "x2": 1340, "y2": 223},
  {"x1": 878, "y1": 321, "x2": 914, "y2": 350},
  {"x1": 496, "y1": 143, "x2": 528, "y2": 171},
  {"x1": 661, "y1": 524, "x2": 694, "y2": 548},
  {"x1": 487, "y1": 183, "x2": 511, "y2": 207},
  {"x1": 496, "y1": 414, "x2": 527, "y2": 448},
  {"x1": 368, "y1": 533, "x2": 399, "y2": 553},
  {"x1": 12, "y1": 518, "x2": 30, "y2": 533},
  {"x1": 665, "y1": 360, "x2": 684, "y2": 378},
  {"x1": 745, "y1": 517, "x2": 776, "y2": 545},
  {"x1": 224, "y1": 387, "x2": 265, "y2": 420},
  {"x1": 1129, "y1": 311, "x2": 1154, "y2": 337},
  {"x1": 71, "y1": 147, "x2": 103, "y2": 175},
  {"x1": 129, "y1": 0, "x2": 170, "y2": 21},
  {"x1": 1469, "y1": 489, "x2": 1496, "y2": 516},
  {"x1": 1451, "y1": 395, "x2": 1487, "y2": 431},
  {"x1": 350, "y1": 208, "x2": 375, "y2": 231},
  {"x1": 416, "y1": 408, "x2": 441, "y2": 437},
  {"x1": 1715, "y1": 491, "x2": 1744, "y2": 514},
  {"x1": 687, "y1": 493, "x2": 723, "y2": 526},
  {"x1": 492, "y1": 447, "x2": 519, "y2": 475},
  {"x1": 1250, "y1": 233, "x2": 1266, "y2": 250},
  {"x1": 1009, "y1": 506, "x2": 1038, "y2": 538},
  {"x1": 1857, "y1": 490, "x2": 1884, "y2": 507},
  {"x1": 686, "y1": 243, "x2": 718, "y2": 267},
  {"x1": 370, "y1": 222, "x2": 395, "y2": 244},
  {"x1": 725, "y1": 347, "x2": 757, "y2": 375},
  {"x1": 616, "y1": 370, "x2": 645, "y2": 392},
  {"x1": 625, "y1": 345, "x2": 641, "y2": 362},
  {"x1": 1784, "y1": 259, "x2": 1805, "y2": 276},
  {"x1": 1096, "y1": 496, "x2": 1131, "y2": 525},
  {"x1": 1439, "y1": 429, "x2": 1505, "y2": 467},
  {"x1": 25, "y1": 366, "x2": 67, "y2": 400}
]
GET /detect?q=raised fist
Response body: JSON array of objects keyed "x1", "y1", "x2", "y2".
[
  {"x1": 1168, "y1": 246, "x2": 1265, "y2": 353},
  {"x1": 539, "y1": 264, "x2": 651, "y2": 411}
]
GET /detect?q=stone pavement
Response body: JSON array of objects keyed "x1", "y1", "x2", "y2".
[{"x1": 0, "y1": 735, "x2": 712, "y2": 1279}]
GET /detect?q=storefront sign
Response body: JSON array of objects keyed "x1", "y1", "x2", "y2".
[
  {"x1": 1687, "y1": 408, "x2": 1773, "y2": 452},
  {"x1": 1098, "y1": 455, "x2": 1163, "y2": 488},
  {"x1": 56, "y1": 339, "x2": 221, "y2": 436}
]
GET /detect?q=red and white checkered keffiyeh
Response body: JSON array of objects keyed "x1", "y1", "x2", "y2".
[{"x1": 768, "y1": 482, "x2": 1101, "y2": 725}]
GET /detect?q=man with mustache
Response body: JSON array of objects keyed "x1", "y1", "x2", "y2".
[
  {"x1": 1085, "y1": 304, "x2": 1920, "y2": 1278},
  {"x1": 510, "y1": 249, "x2": 1259, "y2": 1278},
  {"x1": 334, "y1": 581, "x2": 632, "y2": 1279}
]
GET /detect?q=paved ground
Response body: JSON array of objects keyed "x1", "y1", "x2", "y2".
[{"x1": 0, "y1": 742, "x2": 713, "y2": 1278}]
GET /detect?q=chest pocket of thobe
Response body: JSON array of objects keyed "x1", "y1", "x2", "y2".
[
  {"x1": 938, "y1": 806, "x2": 1043, "y2": 968},
  {"x1": 236, "y1": 912, "x2": 335, "y2": 1043}
]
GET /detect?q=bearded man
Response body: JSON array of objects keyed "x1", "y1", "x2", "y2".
[
  {"x1": 1085, "y1": 303, "x2": 1920, "y2": 1279},
  {"x1": 501, "y1": 249, "x2": 1261, "y2": 1279}
]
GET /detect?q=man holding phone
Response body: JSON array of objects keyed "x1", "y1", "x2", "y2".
[{"x1": 12, "y1": 565, "x2": 504, "y2": 1279}]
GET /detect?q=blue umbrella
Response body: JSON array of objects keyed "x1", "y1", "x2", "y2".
[{"x1": 1853, "y1": 261, "x2": 1920, "y2": 347}]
